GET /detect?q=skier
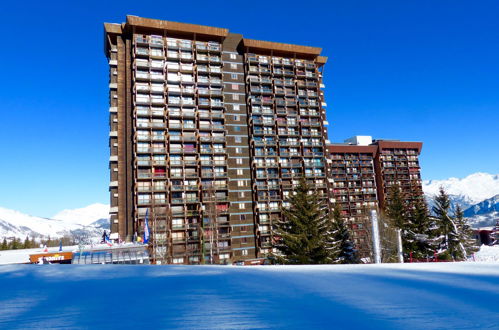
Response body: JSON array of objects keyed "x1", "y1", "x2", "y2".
[{"x1": 101, "y1": 230, "x2": 108, "y2": 244}]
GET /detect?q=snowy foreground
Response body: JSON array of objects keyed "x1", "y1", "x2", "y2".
[{"x1": 0, "y1": 263, "x2": 498, "y2": 329}]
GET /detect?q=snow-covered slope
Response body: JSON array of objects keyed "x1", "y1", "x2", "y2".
[
  {"x1": 423, "y1": 172, "x2": 499, "y2": 205},
  {"x1": 462, "y1": 195, "x2": 499, "y2": 228},
  {"x1": 0, "y1": 205, "x2": 109, "y2": 241},
  {"x1": 0, "y1": 263, "x2": 498, "y2": 329},
  {"x1": 464, "y1": 194, "x2": 499, "y2": 217},
  {"x1": 52, "y1": 203, "x2": 109, "y2": 226}
]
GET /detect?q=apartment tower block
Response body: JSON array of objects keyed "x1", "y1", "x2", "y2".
[
  {"x1": 104, "y1": 16, "x2": 330, "y2": 264},
  {"x1": 328, "y1": 136, "x2": 423, "y2": 258}
]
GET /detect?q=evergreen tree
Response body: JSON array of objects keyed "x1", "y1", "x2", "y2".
[
  {"x1": 386, "y1": 185, "x2": 407, "y2": 229},
  {"x1": 23, "y1": 236, "x2": 30, "y2": 249},
  {"x1": 432, "y1": 187, "x2": 462, "y2": 260},
  {"x1": 274, "y1": 178, "x2": 336, "y2": 264},
  {"x1": 454, "y1": 205, "x2": 479, "y2": 258},
  {"x1": 11, "y1": 238, "x2": 22, "y2": 250},
  {"x1": 1, "y1": 237, "x2": 7, "y2": 250},
  {"x1": 385, "y1": 185, "x2": 409, "y2": 261},
  {"x1": 406, "y1": 197, "x2": 437, "y2": 260},
  {"x1": 331, "y1": 204, "x2": 359, "y2": 264}
]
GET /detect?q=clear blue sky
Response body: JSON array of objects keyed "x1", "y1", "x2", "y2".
[{"x1": 1, "y1": 0, "x2": 498, "y2": 217}]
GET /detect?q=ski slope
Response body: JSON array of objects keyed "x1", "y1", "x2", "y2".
[{"x1": 0, "y1": 263, "x2": 498, "y2": 329}]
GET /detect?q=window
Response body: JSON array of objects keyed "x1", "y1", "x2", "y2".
[
  {"x1": 239, "y1": 203, "x2": 245, "y2": 209},
  {"x1": 231, "y1": 73, "x2": 238, "y2": 79},
  {"x1": 239, "y1": 191, "x2": 245, "y2": 198},
  {"x1": 234, "y1": 115, "x2": 240, "y2": 122},
  {"x1": 237, "y1": 180, "x2": 245, "y2": 187},
  {"x1": 230, "y1": 54, "x2": 236, "y2": 59},
  {"x1": 233, "y1": 104, "x2": 240, "y2": 111},
  {"x1": 235, "y1": 147, "x2": 242, "y2": 154},
  {"x1": 236, "y1": 158, "x2": 243, "y2": 165},
  {"x1": 240, "y1": 215, "x2": 246, "y2": 221},
  {"x1": 235, "y1": 136, "x2": 242, "y2": 143},
  {"x1": 234, "y1": 126, "x2": 241, "y2": 132},
  {"x1": 241, "y1": 249, "x2": 248, "y2": 256},
  {"x1": 237, "y1": 169, "x2": 243, "y2": 175},
  {"x1": 233, "y1": 94, "x2": 239, "y2": 100},
  {"x1": 173, "y1": 258, "x2": 184, "y2": 264},
  {"x1": 230, "y1": 63, "x2": 237, "y2": 69},
  {"x1": 231, "y1": 84, "x2": 239, "y2": 90}
]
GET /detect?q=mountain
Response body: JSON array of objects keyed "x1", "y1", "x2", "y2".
[
  {"x1": 52, "y1": 203, "x2": 110, "y2": 226},
  {"x1": 463, "y1": 195, "x2": 499, "y2": 217},
  {"x1": 423, "y1": 173, "x2": 499, "y2": 205},
  {"x1": 463, "y1": 195, "x2": 499, "y2": 229},
  {"x1": 0, "y1": 205, "x2": 109, "y2": 242},
  {"x1": 423, "y1": 173, "x2": 499, "y2": 229}
]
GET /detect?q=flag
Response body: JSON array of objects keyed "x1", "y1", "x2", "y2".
[
  {"x1": 59, "y1": 240, "x2": 62, "y2": 252},
  {"x1": 105, "y1": 236, "x2": 113, "y2": 247},
  {"x1": 144, "y1": 209, "x2": 150, "y2": 244}
]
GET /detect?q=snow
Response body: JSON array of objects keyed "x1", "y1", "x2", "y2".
[
  {"x1": 0, "y1": 246, "x2": 79, "y2": 265},
  {"x1": 0, "y1": 205, "x2": 107, "y2": 240},
  {"x1": 52, "y1": 203, "x2": 109, "y2": 226},
  {"x1": 473, "y1": 245, "x2": 499, "y2": 262},
  {"x1": 423, "y1": 172, "x2": 499, "y2": 204},
  {"x1": 0, "y1": 207, "x2": 79, "y2": 239},
  {"x1": 0, "y1": 263, "x2": 498, "y2": 328}
]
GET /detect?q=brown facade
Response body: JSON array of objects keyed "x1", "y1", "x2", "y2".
[
  {"x1": 328, "y1": 140, "x2": 424, "y2": 258},
  {"x1": 105, "y1": 16, "x2": 424, "y2": 264},
  {"x1": 104, "y1": 16, "x2": 329, "y2": 264}
]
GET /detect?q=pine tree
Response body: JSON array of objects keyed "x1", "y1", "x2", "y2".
[
  {"x1": 274, "y1": 178, "x2": 336, "y2": 264},
  {"x1": 454, "y1": 205, "x2": 479, "y2": 259},
  {"x1": 0, "y1": 237, "x2": 7, "y2": 250},
  {"x1": 385, "y1": 185, "x2": 409, "y2": 261},
  {"x1": 432, "y1": 187, "x2": 461, "y2": 260},
  {"x1": 386, "y1": 185, "x2": 407, "y2": 229},
  {"x1": 11, "y1": 238, "x2": 21, "y2": 250},
  {"x1": 23, "y1": 236, "x2": 30, "y2": 249},
  {"x1": 331, "y1": 204, "x2": 359, "y2": 264},
  {"x1": 406, "y1": 197, "x2": 436, "y2": 260}
]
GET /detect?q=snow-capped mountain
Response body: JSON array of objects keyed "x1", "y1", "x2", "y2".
[
  {"x1": 423, "y1": 173, "x2": 499, "y2": 229},
  {"x1": 423, "y1": 173, "x2": 499, "y2": 205},
  {"x1": 0, "y1": 205, "x2": 109, "y2": 241},
  {"x1": 462, "y1": 195, "x2": 499, "y2": 229},
  {"x1": 52, "y1": 203, "x2": 110, "y2": 226}
]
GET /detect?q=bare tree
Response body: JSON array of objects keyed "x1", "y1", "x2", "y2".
[{"x1": 202, "y1": 183, "x2": 220, "y2": 264}]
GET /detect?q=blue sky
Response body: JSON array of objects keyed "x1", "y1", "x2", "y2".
[{"x1": 0, "y1": 0, "x2": 498, "y2": 217}]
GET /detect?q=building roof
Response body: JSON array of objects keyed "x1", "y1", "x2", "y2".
[
  {"x1": 125, "y1": 15, "x2": 229, "y2": 37},
  {"x1": 242, "y1": 38, "x2": 322, "y2": 56},
  {"x1": 104, "y1": 16, "x2": 325, "y2": 60}
]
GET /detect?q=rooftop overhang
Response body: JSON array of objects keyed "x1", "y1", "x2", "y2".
[
  {"x1": 104, "y1": 23, "x2": 123, "y2": 35},
  {"x1": 242, "y1": 38, "x2": 322, "y2": 58},
  {"x1": 328, "y1": 145, "x2": 377, "y2": 156},
  {"x1": 126, "y1": 15, "x2": 229, "y2": 38},
  {"x1": 376, "y1": 141, "x2": 423, "y2": 154}
]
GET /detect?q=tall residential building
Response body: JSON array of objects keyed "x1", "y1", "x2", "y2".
[
  {"x1": 328, "y1": 136, "x2": 424, "y2": 258},
  {"x1": 104, "y1": 16, "x2": 329, "y2": 264}
]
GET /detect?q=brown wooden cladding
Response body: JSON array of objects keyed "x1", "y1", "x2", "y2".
[
  {"x1": 242, "y1": 38, "x2": 322, "y2": 56},
  {"x1": 328, "y1": 145, "x2": 377, "y2": 156},
  {"x1": 377, "y1": 141, "x2": 423, "y2": 153},
  {"x1": 126, "y1": 16, "x2": 229, "y2": 37}
]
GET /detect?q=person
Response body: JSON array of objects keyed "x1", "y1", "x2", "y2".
[{"x1": 101, "y1": 230, "x2": 108, "y2": 244}]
